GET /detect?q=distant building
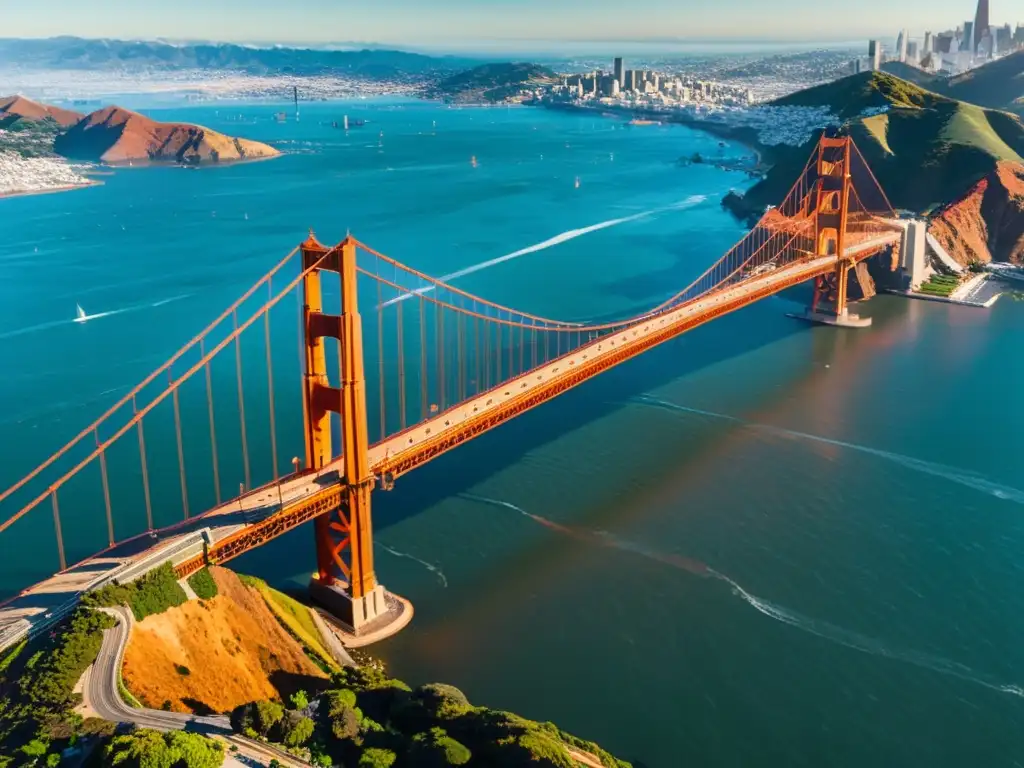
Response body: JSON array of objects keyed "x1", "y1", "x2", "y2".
[
  {"x1": 868, "y1": 39, "x2": 882, "y2": 69},
  {"x1": 1015, "y1": 24, "x2": 1024, "y2": 48},
  {"x1": 995, "y1": 24, "x2": 1012, "y2": 53},
  {"x1": 963, "y1": 21, "x2": 975, "y2": 52},
  {"x1": 973, "y1": 0, "x2": 989, "y2": 52},
  {"x1": 896, "y1": 29, "x2": 908, "y2": 62},
  {"x1": 923, "y1": 31, "x2": 932, "y2": 53},
  {"x1": 934, "y1": 32, "x2": 955, "y2": 54},
  {"x1": 613, "y1": 57, "x2": 624, "y2": 88},
  {"x1": 907, "y1": 41, "x2": 919, "y2": 61}
]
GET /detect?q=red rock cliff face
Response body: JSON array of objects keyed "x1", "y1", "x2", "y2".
[
  {"x1": 54, "y1": 105, "x2": 279, "y2": 165},
  {"x1": 0, "y1": 95, "x2": 82, "y2": 127},
  {"x1": 929, "y1": 161, "x2": 1024, "y2": 265}
]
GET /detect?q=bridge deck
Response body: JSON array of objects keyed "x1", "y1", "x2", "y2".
[{"x1": 0, "y1": 232, "x2": 898, "y2": 647}]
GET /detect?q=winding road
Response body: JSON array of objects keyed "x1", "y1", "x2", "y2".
[{"x1": 87, "y1": 607, "x2": 309, "y2": 768}]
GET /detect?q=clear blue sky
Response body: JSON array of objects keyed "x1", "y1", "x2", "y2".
[{"x1": 2, "y1": 0, "x2": 1001, "y2": 49}]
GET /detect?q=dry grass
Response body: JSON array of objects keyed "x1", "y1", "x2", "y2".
[
  {"x1": 121, "y1": 567, "x2": 327, "y2": 714},
  {"x1": 240, "y1": 574, "x2": 338, "y2": 671}
]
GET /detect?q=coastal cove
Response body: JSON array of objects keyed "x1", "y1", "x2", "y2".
[{"x1": 1, "y1": 98, "x2": 1023, "y2": 768}]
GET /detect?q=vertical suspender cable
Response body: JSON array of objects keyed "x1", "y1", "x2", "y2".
[
  {"x1": 518, "y1": 321, "x2": 524, "y2": 376},
  {"x1": 457, "y1": 313, "x2": 466, "y2": 402},
  {"x1": 397, "y1": 299, "x2": 407, "y2": 430},
  {"x1": 419, "y1": 295, "x2": 428, "y2": 421},
  {"x1": 496, "y1": 320, "x2": 502, "y2": 383},
  {"x1": 483, "y1": 309, "x2": 490, "y2": 390},
  {"x1": 436, "y1": 300, "x2": 446, "y2": 410},
  {"x1": 378, "y1": 276, "x2": 386, "y2": 440},
  {"x1": 95, "y1": 427, "x2": 114, "y2": 546},
  {"x1": 51, "y1": 490, "x2": 66, "y2": 572},
  {"x1": 201, "y1": 338, "x2": 221, "y2": 505},
  {"x1": 133, "y1": 395, "x2": 154, "y2": 531},
  {"x1": 264, "y1": 281, "x2": 280, "y2": 481},
  {"x1": 170, "y1": 370, "x2": 190, "y2": 520},
  {"x1": 233, "y1": 308, "x2": 251, "y2": 491}
]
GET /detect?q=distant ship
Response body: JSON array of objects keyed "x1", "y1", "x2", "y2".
[
  {"x1": 471, "y1": 156, "x2": 478, "y2": 168},
  {"x1": 574, "y1": 176, "x2": 581, "y2": 189},
  {"x1": 74, "y1": 304, "x2": 88, "y2": 323}
]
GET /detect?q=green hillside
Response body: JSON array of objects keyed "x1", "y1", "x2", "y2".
[
  {"x1": 431, "y1": 62, "x2": 558, "y2": 103},
  {"x1": 727, "y1": 72, "x2": 1024, "y2": 218},
  {"x1": 943, "y1": 51, "x2": 1024, "y2": 114},
  {"x1": 772, "y1": 71, "x2": 949, "y2": 118}
]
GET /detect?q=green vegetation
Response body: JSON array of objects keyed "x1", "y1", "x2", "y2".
[
  {"x1": 83, "y1": 562, "x2": 188, "y2": 621},
  {"x1": 728, "y1": 72, "x2": 1024, "y2": 220},
  {"x1": 0, "y1": 116, "x2": 64, "y2": 158},
  {"x1": 942, "y1": 51, "x2": 1024, "y2": 114},
  {"x1": 104, "y1": 729, "x2": 224, "y2": 768},
  {"x1": 431, "y1": 62, "x2": 558, "y2": 104},
  {"x1": 773, "y1": 71, "x2": 949, "y2": 119},
  {"x1": 0, "y1": 640, "x2": 27, "y2": 675},
  {"x1": 229, "y1": 661, "x2": 631, "y2": 767},
  {"x1": 237, "y1": 573, "x2": 337, "y2": 670},
  {"x1": 917, "y1": 274, "x2": 961, "y2": 297},
  {"x1": 0, "y1": 608, "x2": 116, "y2": 766},
  {"x1": 187, "y1": 567, "x2": 219, "y2": 600}
]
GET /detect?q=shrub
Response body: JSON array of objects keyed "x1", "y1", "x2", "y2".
[
  {"x1": 328, "y1": 704, "x2": 360, "y2": 741},
  {"x1": 290, "y1": 690, "x2": 309, "y2": 710},
  {"x1": 104, "y1": 729, "x2": 224, "y2": 768},
  {"x1": 359, "y1": 747, "x2": 396, "y2": 768},
  {"x1": 175, "y1": 665, "x2": 191, "y2": 677},
  {"x1": 413, "y1": 684, "x2": 471, "y2": 720},
  {"x1": 253, "y1": 701, "x2": 284, "y2": 737},
  {"x1": 281, "y1": 715, "x2": 315, "y2": 748},
  {"x1": 408, "y1": 728, "x2": 472, "y2": 766},
  {"x1": 85, "y1": 563, "x2": 187, "y2": 621},
  {"x1": 325, "y1": 689, "x2": 357, "y2": 710},
  {"x1": 187, "y1": 568, "x2": 219, "y2": 600}
]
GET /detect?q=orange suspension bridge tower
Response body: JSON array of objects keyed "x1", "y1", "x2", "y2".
[{"x1": 0, "y1": 134, "x2": 905, "y2": 641}]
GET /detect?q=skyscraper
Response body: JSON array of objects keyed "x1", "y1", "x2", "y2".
[
  {"x1": 896, "y1": 29, "x2": 908, "y2": 62},
  {"x1": 613, "y1": 58, "x2": 624, "y2": 88},
  {"x1": 973, "y1": 0, "x2": 989, "y2": 52},
  {"x1": 923, "y1": 31, "x2": 932, "y2": 53},
  {"x1": 868, "y1": 40, "x2": 881, "y2": 70},
  {"x1": 963, "y1": 21, "x2": 975, "y2": 52},
  {"x1": 907, "y1": 41, "x2": 919, "y2": 61}
]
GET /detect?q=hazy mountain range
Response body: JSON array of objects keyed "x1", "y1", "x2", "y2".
[{"x1": 0, "y1": 36, "x2": 478, "y2": 79}]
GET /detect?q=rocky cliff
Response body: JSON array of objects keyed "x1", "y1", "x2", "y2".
[
  {"x1": 928, "y1": 161, "x2": 1024, "y2": 265},
  {"x1": 54, "y1": 106, "x2": 279, "y2": 165}
]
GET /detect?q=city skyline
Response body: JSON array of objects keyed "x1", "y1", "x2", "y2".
[{"x1": 2, "y1": 0, "x2": 1018, "y2": 51}]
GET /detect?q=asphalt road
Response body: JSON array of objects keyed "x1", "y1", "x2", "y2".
[{"x1": 87, "y1": 607, "x2": 310, "y2": 767}]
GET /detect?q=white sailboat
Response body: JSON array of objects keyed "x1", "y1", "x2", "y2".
[{"x1": 74, "y1": 304, "x2": 88, "y2": 323}]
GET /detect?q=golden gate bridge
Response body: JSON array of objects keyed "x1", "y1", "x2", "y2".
[{"x1": 0, "y1": 135, "x2": 907, "y2": 640}]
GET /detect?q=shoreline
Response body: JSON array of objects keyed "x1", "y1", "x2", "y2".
[
  {"x1": 0, "y1": 178, "x2": 103, "y2": 200},
  {"x1": 534, "y1": 99, "x2": 772, "y2": 174}
]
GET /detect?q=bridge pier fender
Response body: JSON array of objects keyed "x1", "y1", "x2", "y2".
[
  {"x1": 787, "y1": 307, "x2": 872, "y2": 328},
  {"x1": 309, "y1": 577, "x2": 412, "y2": 643}
]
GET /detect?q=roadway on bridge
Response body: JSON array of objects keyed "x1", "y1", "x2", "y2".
[{"x1": 0, "y1": 233, "x2": 898, "y2": 647}]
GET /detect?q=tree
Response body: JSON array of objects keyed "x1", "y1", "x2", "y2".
[
  {"x1": 281, "y1": 716, "x2": 314, "y2": 748},
  {"x1": 358, "y1": 748, "x2": 396, "y2": 768},
  {"x1": 408, "y1": 728, "x2": 471, "y2": 767},
  {"x1": 105, "y1": 729, "x2": 224, "y2": 768},
  {"x1": 329, "y1": 704, "x2": 360, "y2": 741},
  {"x1": 290, "y1": 690, "x2": 309, "y2": 710},
  {"x1": 253, "y1": 701, "x2": 284, "y2": 737},
  {"x1": 413, "y1": 684, "x2": 470, "y2": 720}
]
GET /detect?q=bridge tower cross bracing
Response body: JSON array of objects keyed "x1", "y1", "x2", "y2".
[
  {"x1": 300, "y1": 233, "x2": 387, "y2": 631},
  {"x1": 812, "y1": 136, "x2": 854, "y2": 317}
]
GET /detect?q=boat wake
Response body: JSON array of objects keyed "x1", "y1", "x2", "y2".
[
  {"x1": 460, "y1": 493, "x2": 1024, "y2": 698},
  {"x1": 381, "y1": 196, "x2": 707, "y2": 309},
  {"x1": 631, "y1": 395, "x2": 1024, "y2": 504},
  {"x1": 377, "y1": 542, "x2": 448, "y2": 587},
  {"x1": 0, "y1": 295, "x2": 193, "y2": 341}
]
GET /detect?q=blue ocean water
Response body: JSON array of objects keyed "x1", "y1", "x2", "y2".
[{"x1": 2, "y1": 99, "x2": 1024, "y2": 766}]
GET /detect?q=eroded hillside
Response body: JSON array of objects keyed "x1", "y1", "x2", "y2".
[{"x1": 121, "y1": 567, "x2": 327, "y2": 714}]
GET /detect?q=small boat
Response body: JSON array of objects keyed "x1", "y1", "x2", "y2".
[
  {"x1": 74, "y1": 304, "x2": 88, "y2": 323},
  {"x1": 574, "y1": 176, "x2": 581, "y2": 189},
  {"x1": 471, "y1": 156, "x2": 478, "y2": 168}
]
